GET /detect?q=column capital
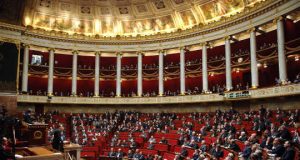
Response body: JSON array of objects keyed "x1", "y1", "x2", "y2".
[
  {"x1": 247, "y1": 27, "x2": 256, "y2": 33},
  {"x1": 72, "y1": 50, "x2": 78, "y2": 54},
  {"x1": 95, "y1": 51, "x2": 101, "y2": 56},
  {"x1": 224, "y1": 36, "x2": 231, "y2": 41},
  {"x1": 179, "y1": 46, "x2": 186, "y2": 50},
  {"x1": 136, "y1": 51, "x2": 144, "y2": 56},
  {"x1": 273, "y1": 16, "x2": 284, "y2": 24},
  {"x1": 47, "y1": 48, "x2": 55, "y2": 52},
  {"x1": 200, "y1": 42, "x2": 209, "y2": 47},
  {"x1": 116, "y1": 52, "x2": 122, "y2": 56},
  {"x1": 22, "y1": 44, "x2": 30, "y2": 48},
  {"x1": 159, "y1": 50, "x2": 166, "y2": 54}
]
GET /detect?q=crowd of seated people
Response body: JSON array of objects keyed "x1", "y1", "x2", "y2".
[
  {"x1": 258, "y1": 43, "x2": 276, "y2": 51},
  {"x1": 41, "y1": 106, "x2": 300, "y2": 160},
  {"x1": 2, "y1": 106, "x2": 298, "y2": 159}
]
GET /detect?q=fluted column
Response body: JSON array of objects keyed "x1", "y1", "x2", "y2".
[
  {"x1": 225, "y1": 37, "x2": 233, "y2": 91},
  {"x1": 47, "y1": 48, "x2": 55, "y2": 96},
  {"x1": 71, "y1": 51, "x2": 78, "y2": 96},
  {"x1": 116, "y1": 53, "x2": 122, "y2": 97},
  {"x1": 94, "y1": 52, "x2": 100, "y2": 97},
  {"x1": 180, "y1": 47, "x2": 186, "y2": 95},
  {"x1": 158, "y1": 50, "x2": 164, "y2": 96},
  {"x1": 275, "y1": 17, "x2": 287, "y2": 84},
  {"x1": 249, "y1": 28, "x2": 259, "y2": 88},
  {"x1": 202, "y1": 43, "x2": 208, "y2": 92},
  {"x1": 22, "y1": 44, "x2": 30, "y2": 93},
  {"x1": 137, "y1": 52, "x2": 143, "y2": 97}
]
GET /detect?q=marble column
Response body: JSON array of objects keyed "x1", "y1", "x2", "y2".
[
  {"x1": 225, "y1": 37, "x2": 233, "y2": 91},
  {"x1": 22, "y1": 44, "x2": 30, "y2": 93},
  {"x1": 180, "y1": 47, "x2": 186, "y2": 95},
  {"x1": 158, "y1": 50, "x2": 164, "y2": 96},
  {"x1": 47, "y1": 48, "x2": 55, "y2": 96},
  {"x1": 71, "y1": 51, "x2": 78, "y2": 96},
  {"x1": 276, "y1": 17, "x2": 288, "y2": 84},
  {"x1": 202, "y1": 43, "x2": 208, "y2": 92},
  {"x1": 94, "y1": 52, "x2": 100, "y2": 97},
  {"x1": 250, "y1": 28, "x2": 259, "y2": 88},
  {"x1": 116, "y1": 53, "x2": 122, "y2": 97},
  {"x1": 137, "y1": 52, "x2": 143, "y2": 97}
]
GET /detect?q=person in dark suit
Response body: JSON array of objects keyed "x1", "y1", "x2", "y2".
[
  {"x1": 239, "y1": 131, "x2": 248, "y2": 142},
  {"x1": 115, "y1": 148, "x2": 124, "y2": 159},
  {"x1": 52, "y1": 129, "x2": 63, "y2": 152},
  {"x1": 228, "y1": 139, "x2": 241, "y2": 152},
  {"x1": 278, "y1": 126, "x2": 292, "y2": 141},
  {"x1": 211, "y1": 144, "x2": 224, "y2": 159},
  {"x1": 127, "y1": 149, "x2": 134, "y2": 159},
  {"x1": 240, "y1": 141, "x2": 252, "y2": 159},
  {"x1": 137, "y1": 151, "x2": 145, "y2": 160},
  {"x1": 147, "y1": 141, "x2": 154, "y2": 150},
  {"x1": 179, "y1": 145, "x2": 188, "y2": 159},
  {"x1": 192, "y1": 149, "x2": 200, "y2": 160},
  {"x1": 133, "y1": 149, "x2": 145, "y2": 160},
  {"x1": 188, "y1": 140, "x2": 199, "y2": 149},
  {"x1": 270, "y1": 138, "x2": 285, "y2": 157},
  {"x1": 281, "y1": 141, "x2": 295, "y2": 160},
  {"x1": 23, "y1": 110, "x2": 33, "y2": 124},
  {"x1": 108, "y1": 148, "x2": 116, "y2": 158},
  {"x1": 159, "y1": 137, "x2": 168, "y2": 144},
  {"x1": 199, "y1": 140, "x2": 207, "y2": 153}
]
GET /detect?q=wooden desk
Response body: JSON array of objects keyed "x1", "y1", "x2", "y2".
[
  {"x1": 20, "y1": 123, "x2": 48, "y2": 146},
  {"x1": 15, "y1": 146, "x2": 63, "y2": 160},
  {"x1": 64, "y1": 143, "x2": 82, "y2": 160}
]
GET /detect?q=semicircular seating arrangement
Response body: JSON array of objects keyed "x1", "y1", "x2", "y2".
[{"x1": 42, "y1": 108, "x2": 300, "y2": 160}]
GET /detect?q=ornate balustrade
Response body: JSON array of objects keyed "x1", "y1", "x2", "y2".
[{"x1": 17, "y1": 84, "x2": 300, "y2": 105}]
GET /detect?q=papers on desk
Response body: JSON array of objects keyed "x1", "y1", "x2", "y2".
[
  {"x1": 15, "y1": 154, "x2": 24, "y2": 158},
  {"x1": 53, "y1": 153, "x2": 62, "y2": 155}
]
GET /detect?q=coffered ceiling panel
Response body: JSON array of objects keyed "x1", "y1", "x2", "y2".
[{"x1": 23, "y1": 0, "x2": 266, "y2": 37}]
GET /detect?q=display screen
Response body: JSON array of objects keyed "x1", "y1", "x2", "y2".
[{"x1": 31, "y1": 54, "x2": 43, "y2": 65}]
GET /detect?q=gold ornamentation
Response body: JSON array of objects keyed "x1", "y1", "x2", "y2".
[{"x1": 33, "y1": 130, "x2": 43, "y2": 139}]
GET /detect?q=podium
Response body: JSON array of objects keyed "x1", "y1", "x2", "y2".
[
  {"x1": 64, "y1": 143, "x2": 82, "y2": 160},
  {"x1": 26, "y1": 124, "x2": 48, "y2": 146}
]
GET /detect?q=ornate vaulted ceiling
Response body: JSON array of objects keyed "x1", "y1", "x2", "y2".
[{"x1": 23, "y1": 0, "x2": 264, "y2": 37}]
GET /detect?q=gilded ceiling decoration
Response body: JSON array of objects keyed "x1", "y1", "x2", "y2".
[{"x1": 23, "y1": 0, "x2": 265, "y2": 37}]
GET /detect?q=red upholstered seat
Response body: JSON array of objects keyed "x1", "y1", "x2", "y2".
[
  {"x1": 154, "y1": 144, "x2": 169, "y2": 152},
  {"x1": 169, "y1": 130, "x2": 177, "y2": 134},
  {"x1": 187, "y1": 148, "x2": 194, "y2": 158},
  {"x1": 154, "y1": 133, "x2": 165, "y2": 138},
  {"x1": 140, "y1": 149, "x2": 158, "y2": 155},
  {"x1": 165, "y1": 133, "x2": 180, "y2": 139},
  {"x1": 163, "y1": 152, "x2": 176, "y2": 160},
  {"x1": 236, "y1": 140, "x2": 245, "y2": 151},
  {"x1": 204, "y1": 136, "x2": 213, "y2": 144},
  {"x1": 82, "y1": 146, "x2": 98, "y2": 152},
  {"x1": 173, "y1": 146, "x2": 181, "y2": 154},
  {"x1": 220, "y1": 148, "x2": 230, "y2": 160},
  {"x1": 167, "y1": 139, "x2": 178, "y2": 146},
  {"x1": 135, "y1": 137, "x2": 144, "y2": 144},
  {"x1": 81, "y1": 151, "x2": 96, "y2": 158}
]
